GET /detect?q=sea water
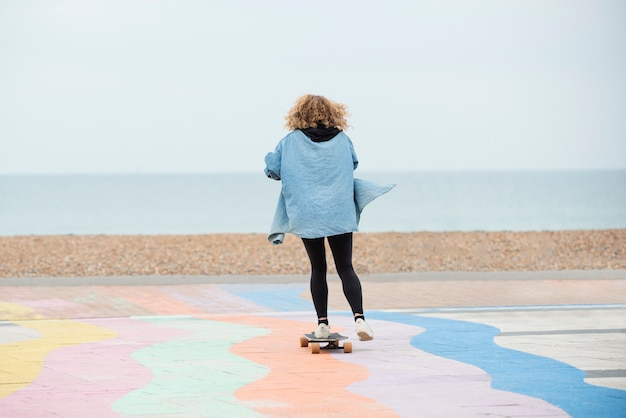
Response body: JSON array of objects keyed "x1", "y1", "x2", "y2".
[{"x1": 1, "y1": 171, "x2": 625, "y2": 236}]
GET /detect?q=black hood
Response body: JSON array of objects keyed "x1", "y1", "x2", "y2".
[{"x1": 299, "y1": 124, "x2": 341, "y2": 142}]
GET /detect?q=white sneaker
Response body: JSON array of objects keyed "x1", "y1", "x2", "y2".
[
  {"x1": 355, "y1": 318, "x2": 373, "y2": 341},
  {"x1": 315, "y1": 323, "x2": 330, "y2": 339}
]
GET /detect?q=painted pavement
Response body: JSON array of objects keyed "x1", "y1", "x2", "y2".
[{"x1": 1, "y1": 273, "x2": 625, "y2": 417}]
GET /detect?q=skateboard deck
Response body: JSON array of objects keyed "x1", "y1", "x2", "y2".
[{"x1": 300, "y1": 332, "x2": 352, "y2": 354}]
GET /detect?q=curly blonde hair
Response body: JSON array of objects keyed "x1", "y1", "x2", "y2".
[{"x1": 284, "y1": 94, "x2": 350, "y2": 130}]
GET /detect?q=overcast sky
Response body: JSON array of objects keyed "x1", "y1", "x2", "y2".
[{"x1": 1, "y1": 0, "x2": 625, "y2": 175}]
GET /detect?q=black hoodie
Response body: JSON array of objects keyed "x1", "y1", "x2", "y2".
[{"x1": 299, "y1": 123, "x2": 341, "y2": 142}]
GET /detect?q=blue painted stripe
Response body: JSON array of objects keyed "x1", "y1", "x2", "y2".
[
  {"x1": 369, "y1": 311, "x2": 626, "y2": 418},
  {"x1": 389, "y1": 303, "x2": 626, "y2": 314},
  {"x1": 222, "y1": 283, "x2": 312, "y2": 312}
]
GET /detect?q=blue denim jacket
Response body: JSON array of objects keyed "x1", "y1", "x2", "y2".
[{"x1": 265, "y1": 130, "x2": 394, "y2": 244}]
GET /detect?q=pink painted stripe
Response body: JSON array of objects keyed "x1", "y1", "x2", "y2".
[
  {"x1": 334, "y1": 317, "x2": 568, "y2": 417},
  {"x1": 0, "y1": 317, "x2": 189, "y2": 417}
]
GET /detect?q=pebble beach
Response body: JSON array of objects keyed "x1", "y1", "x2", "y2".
[{"x1": 2, "y1": 229, "x2": 625, "y2": 278}]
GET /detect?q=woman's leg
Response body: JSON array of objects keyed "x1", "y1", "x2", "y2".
[
  {"x1": 301, "y1": 237, "x2": 328, "y2": 322},
  {"x1": 328, "y1": 232, "x2": 373, "y2": 341},
  {"x1": 327, "y1": 232, "x2": 363, "y2": 317}
]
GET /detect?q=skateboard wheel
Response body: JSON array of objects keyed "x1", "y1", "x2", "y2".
[
  {"x1": 311, "y1": 343, "x2": 321, "y2": 354},
  {"x1": 343, "y1": 342, "x2": 352, "y2": 353},
  {"x1": 300, "y1": 336, "x2": 309, "y2": 347}
]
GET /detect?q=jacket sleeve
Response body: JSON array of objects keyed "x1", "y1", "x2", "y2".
[
  {"x1": 354, "y1": 178, "x2": 396, "y2": 224},
  {"x1": 349, "y1": 138, "x2": 359, "y2": 170},
  {"x1": 264, "y1": 140, "x2": 282, "y2": 180},
  {"x1": 268, "y1": 192, "x2": 288, "y2": 244}
]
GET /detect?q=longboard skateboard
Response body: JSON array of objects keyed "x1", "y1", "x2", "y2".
[{"x1": 300, "y1": 332, "x2": 352, "y2": 354}]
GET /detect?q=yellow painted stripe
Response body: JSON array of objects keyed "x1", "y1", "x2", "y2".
[{"x1": 0, "y1": 303, "x2": 117, "y2": 398}]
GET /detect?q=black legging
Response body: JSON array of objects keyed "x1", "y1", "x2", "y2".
[{"x1": 301, "y1": 232, "x2": 363, "y2": 319}]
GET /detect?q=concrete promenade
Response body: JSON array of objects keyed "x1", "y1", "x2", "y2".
[{"x1": 1, "y1": 270, "x2": 625, "y2": 417}]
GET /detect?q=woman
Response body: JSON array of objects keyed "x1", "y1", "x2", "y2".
[{"x1": 265, "y1": 94, "x2": 384, "y2": 341}]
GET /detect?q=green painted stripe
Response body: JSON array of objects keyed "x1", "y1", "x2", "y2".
[{"x1": 112, "y1": 316, "x2": 268, "y2": 417}]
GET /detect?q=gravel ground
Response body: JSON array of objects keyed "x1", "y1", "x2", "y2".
[{"x1": 1, "y1": 230, "x2": 625, "y2": 278}]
